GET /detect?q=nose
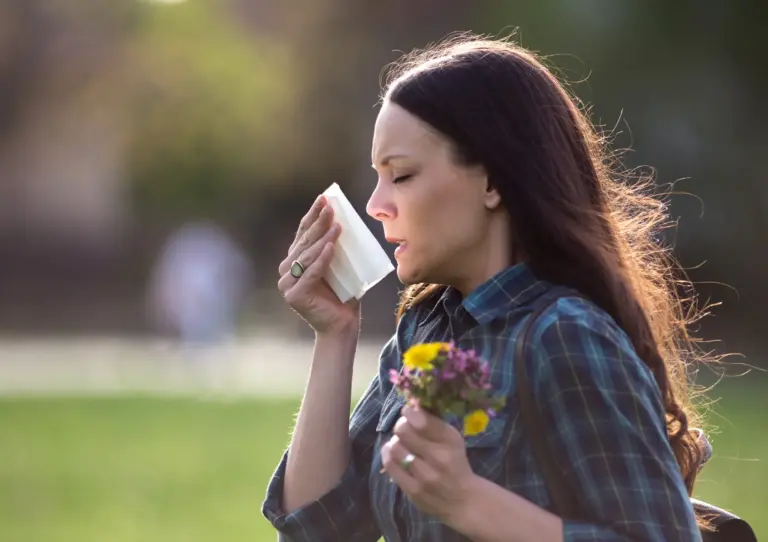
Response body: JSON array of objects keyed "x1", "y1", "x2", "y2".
[{"x1": 366, "y1": 182, "x2": 396, "y2": 222}]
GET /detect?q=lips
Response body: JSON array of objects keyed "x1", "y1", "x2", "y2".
[{"x1": 385, "y1": 237, "x2": 407, "y2": 258}]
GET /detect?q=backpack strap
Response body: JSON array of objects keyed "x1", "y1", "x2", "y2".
[
  {"x1": 514, "y1": 294, "x2": 583, "y2": 519},
  {"x1": 514, "y1": 294, "x2": 757, "y2": 542}
]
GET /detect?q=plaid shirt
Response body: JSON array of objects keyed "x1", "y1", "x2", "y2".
[{"x1": 262, "y1": 263, "x2": 701, "y2": 541}]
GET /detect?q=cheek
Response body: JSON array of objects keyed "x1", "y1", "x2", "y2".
[
  {"x1": 405, "y1": 194, "x2": 480, "y2": 264},
  {"x1": 406, "y1": 177, "x2": 462, "y2": 228},
  {"x1": 397, "y1": 170, "x2": 484, "y2": 252},
  {"x1": 429, "y1": 187, "x2": 484, "y2": 245},
  {"x1": 441, "y1": 209, "x2": 484, "y2": 252}
]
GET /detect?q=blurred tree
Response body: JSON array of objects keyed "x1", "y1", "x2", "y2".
[
  {"x1": 0, "y1": 0, "x2": 765, "y2": 343},
  {"x1": 0, "y1": 2, "x2": 47, "y2": 142},
  {"x1": 479, "y1": 0, "x2": 768, "y2": 350},
  {"x1": 125, "y1": 0, "x2": 300, "y2": 220}
]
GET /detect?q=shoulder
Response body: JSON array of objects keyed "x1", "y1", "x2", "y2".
[
  {"x1": 525, "y1": 292, "x2": 659, "y2": 395},
  {"x1": 528, "y1": 293, "x2": 632, "y2": 348}
]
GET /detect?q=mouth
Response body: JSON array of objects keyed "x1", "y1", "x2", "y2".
[{"x1": 385, "y1": 237, "x2": 408, "y2": 258}]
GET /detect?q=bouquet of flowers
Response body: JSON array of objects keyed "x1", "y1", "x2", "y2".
[{"x1": 389, "y1": 342, "x2": 506, "y2": 436}]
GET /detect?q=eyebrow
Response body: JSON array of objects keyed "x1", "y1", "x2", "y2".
[{"x1": 371, "y1": 154, "x2": 410, "y2": 168}]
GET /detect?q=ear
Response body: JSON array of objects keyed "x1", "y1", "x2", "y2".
[{"x1": 483, "y1": 178, "x2": 502, "y2": 210}]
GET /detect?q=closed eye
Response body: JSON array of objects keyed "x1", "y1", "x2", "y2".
[{"x1": 393, "y1": 174, "x2": 413, "y2": 184}]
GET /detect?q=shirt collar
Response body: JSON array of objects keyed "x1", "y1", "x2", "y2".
[{"x1": 440, "y1": 262, "x2": 548, "y2": 326}]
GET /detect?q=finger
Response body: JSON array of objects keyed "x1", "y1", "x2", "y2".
[
  {"x1": 281, "y1": 241, "x2": 335, "y2": 303},
  {"x1": 401, "y1": 404, "x2": 457, "y2": 443},
  {"x1": 380, "y1": 436, "x2": 420, "y2": 494},
  {"x1": 294, "y1": 241, "x2": 335, "y2": 285},
  {"x1": 279, "y1": 196, "x2": 326, "y2": 275},
  {"x1": 277, "y1": 269, "x2": 298, "y2": 295},
  {"x1": 294, "y1": 204, "x2": 334, "y2": 256},
  {"x1": 281, "y1": 205, "x2": 334, "y2": 275},
  {"x1": 393, "y1": 415, "x2": 434, "y2": 459},
  {"x1": 382, "y1": 436, "x2": 441, "y2": 496},
  {"x1": 288, "y1": 221, "x2": 341, "y2": 277},
  {"x1": 294, "y1": 195, "x2": 326, "y2": 243},
  {"x1": 299, "y1": 222, "x2": 340, "y2": 269},
  {"x1": 277, "y1": 226, "x2": 340, "y2": 294}
]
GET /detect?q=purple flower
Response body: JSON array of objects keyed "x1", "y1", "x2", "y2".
[
  {"x1": 453, "y1": 351, "x2": 468, "y2": 372},
  {"x1": 390, "y1": 341, "x2": 506, "y2": 436}
]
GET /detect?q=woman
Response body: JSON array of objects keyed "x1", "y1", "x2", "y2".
[{"x1": 263, "y1": 35, "x2": 713, "y2": 541}]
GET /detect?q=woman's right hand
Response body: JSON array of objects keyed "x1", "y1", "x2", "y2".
[{"x1": 278, "y1": 195, "x2": 361, "y2": 336}]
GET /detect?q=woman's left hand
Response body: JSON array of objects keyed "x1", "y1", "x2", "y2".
[{"x1": 381, "y1": 404, "x2": 477, "y2": 522}]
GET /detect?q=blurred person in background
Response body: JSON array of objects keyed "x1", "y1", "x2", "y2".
[
  {"x1": 262, "y1": 35, "x2": 754, "y2": 542},
  {"x1": 147, "y1": 220, "x2": 253, "y2": 348}
]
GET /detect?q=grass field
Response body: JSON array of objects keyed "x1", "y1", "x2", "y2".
[{"x1": 0, "y1": 381, "x2": 764, "y2": 541}]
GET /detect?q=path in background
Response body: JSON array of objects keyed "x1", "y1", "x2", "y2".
[{"x1": 0, "y1": 331, "x2": 383, "y2": 398}]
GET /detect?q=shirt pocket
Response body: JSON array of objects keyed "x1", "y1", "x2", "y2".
[
  {"x1": 375, "y1": 389, "x2": 509, "y2": 482},
  {"x1": 463, "y1": 414, "x2": 508, "y2": 481}
]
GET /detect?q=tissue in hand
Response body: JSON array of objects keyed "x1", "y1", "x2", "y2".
[{"x1": 321, "y1": 182, "x2": 395, "y2": 303}]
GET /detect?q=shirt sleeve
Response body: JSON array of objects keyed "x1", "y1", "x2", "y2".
[
  {"x1": 261, "y1": 374, "x2": 382, "y2": 542},
  {"x1": 261, "y1": 327, "x2": 408, "y2": 542},
  {"x1": 527, "y1": 297, "x2": 701, "y2": 542}
]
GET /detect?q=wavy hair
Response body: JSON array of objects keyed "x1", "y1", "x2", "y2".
[{"x1": 384, "y1": 33, "x2": 714, "y2": 521}]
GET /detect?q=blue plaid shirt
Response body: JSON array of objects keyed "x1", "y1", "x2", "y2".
[{"x1": 262, "y1": 263, "x2": 701, "y2": 541}]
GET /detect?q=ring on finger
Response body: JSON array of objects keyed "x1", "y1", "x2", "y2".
[
  {"x1": 399, "y1": 452, "x2": 416, "y2": 472},
  {"x1": 290, "y1": 259, "x2": 306, "y2": 278}
]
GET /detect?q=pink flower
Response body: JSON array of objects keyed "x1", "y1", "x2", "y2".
[{"x1": 390, "y1": 342, "x2": 506, "y2": 435}]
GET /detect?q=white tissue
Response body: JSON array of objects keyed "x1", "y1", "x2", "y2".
[{"x1": 321, "y1": 183, "x2": 395, "y2": 303}]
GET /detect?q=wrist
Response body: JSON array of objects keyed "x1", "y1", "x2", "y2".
[
  {"x1": 444, "y1": 473, "x2": 487, "y2": 534},
  {"x1": 443, "y1": 474, "x2": 564, "y2": 542},
  {"x1": 313, "y1": 325, "x2": 360, "y2": 371},
  {"x1": 315, "y1": 322, "x2": 359, "y2": 344}
]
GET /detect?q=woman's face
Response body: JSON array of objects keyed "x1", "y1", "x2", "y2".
[{"x1": 367, "y1": 101, "x2": 501, "y2": 289}]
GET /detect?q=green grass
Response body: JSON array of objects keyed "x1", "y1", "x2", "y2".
[
  {"x1": 0, "y1": 383, "x2": 764, "y2": 541},
  {"x1": 0, "y1": 397, "x2": 297, "y2": 542}
]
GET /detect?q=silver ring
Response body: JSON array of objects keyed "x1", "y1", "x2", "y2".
[
  {"x1": 289, "y1": 260, "x2": 305, "y2": 279},
  {"x1": 400, "y1": 452, "x2": 416, "y2": 472}
]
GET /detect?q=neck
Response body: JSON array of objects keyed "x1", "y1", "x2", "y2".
[{"x1": 454, "y1": 215, "x2": 514, "y2": 297}]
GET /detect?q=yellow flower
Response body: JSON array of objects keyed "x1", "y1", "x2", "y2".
[
  {"x1": 463, "y1": 409, "x2": 490, "y2": 436},
  {"x1": 402, "y1": 342, "x2": 449, "y2": 371}
]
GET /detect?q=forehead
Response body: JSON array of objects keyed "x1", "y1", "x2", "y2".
[{"x1": 371, "y1": 101, "x2": 444, "y2": 165}]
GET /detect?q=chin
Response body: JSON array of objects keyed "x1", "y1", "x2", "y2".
[
  {"x1": 395, "y1": 261, "x2": 431, "y2": 286},
  {"x1": 395, "y1": 266, "x2": 416, "y2": 285}
]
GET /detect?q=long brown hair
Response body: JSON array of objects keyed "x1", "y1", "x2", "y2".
[{"x1": 385, "y1": 34, "x2": 712, "y2": 509}]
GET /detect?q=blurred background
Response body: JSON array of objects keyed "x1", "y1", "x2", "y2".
[{"x1": 0, "y1": 1, "x2": 765, "y2": 540}]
